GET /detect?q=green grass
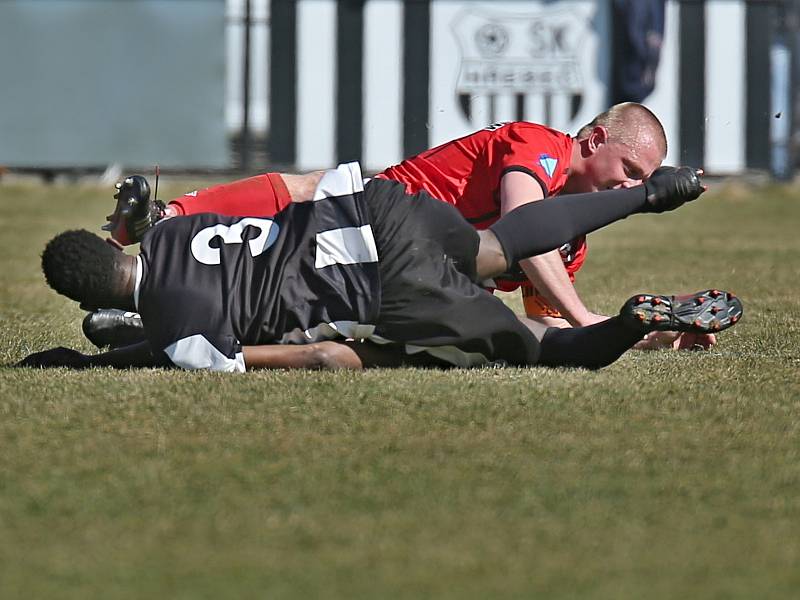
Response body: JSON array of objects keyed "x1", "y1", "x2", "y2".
[{"x1": 1, "y1": 178, "x2": 799, "y2": 598}]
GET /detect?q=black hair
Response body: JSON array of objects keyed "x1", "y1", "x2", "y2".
[{"x1": 41, "y1": 229, "x2": 123, "y2": 305}]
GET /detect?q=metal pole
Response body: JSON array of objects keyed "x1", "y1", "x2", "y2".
[
  {"x1": 241, "y1": 0, "x2": 252, "y2": 172},
  {"x1": 788, "y1": 0, "x2": 800, "y2": 178}
]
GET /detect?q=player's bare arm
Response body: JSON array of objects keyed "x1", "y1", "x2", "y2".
[
  {"x1": 242, "y1": 341, "x2": 364, "y2": 370},
  {"x1": 500, "y1": 171, "x2": 607, "y2": 327},
  {"x1": 279, "y1": 171, "x2": 325, "y2": 202},
  {"x1": 245, "y1": 336, "x2": 468, "y2": 370}
]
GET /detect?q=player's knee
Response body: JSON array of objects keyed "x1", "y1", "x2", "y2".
[
  {"x1": 283, "y1": 171, "x2": 325, "y2": 202},
  {"x1": 475, "y1": 230, "x2": 509, "y2": 279}
]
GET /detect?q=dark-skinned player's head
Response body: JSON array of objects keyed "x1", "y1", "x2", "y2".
[{"x1": 41, "y1": 230, "x2": 133, "y2": 309}]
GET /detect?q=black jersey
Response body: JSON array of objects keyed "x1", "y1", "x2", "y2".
[{"x1": 136, "y1": 166, "x2": 381, "y2": 371}]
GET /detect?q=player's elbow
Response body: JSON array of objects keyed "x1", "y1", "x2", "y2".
[{"x1": 309, "y1": 342, "x2": 364, "y2": 370}]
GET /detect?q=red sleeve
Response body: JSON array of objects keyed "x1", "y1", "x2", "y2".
[{"x1": 487, "y1": 123, "x2": 573, "y2": 197}]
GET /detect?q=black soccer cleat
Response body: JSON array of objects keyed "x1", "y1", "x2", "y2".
[
  {"x1": 642, "y1": 166, "x2": 704, "y2": 213},
  {"x1": 82, "y1": 309, "x2": 146, "y2": 349},
  {"x1": 620, "y1": 289, "x2": 743, "y2": 334},
  {"x1": 102, "y1": 175, "x2": 165, "y2": 245}
]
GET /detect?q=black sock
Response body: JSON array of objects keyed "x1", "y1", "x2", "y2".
[
  {"x1": 537, "y1": 317, "x2": 645, "y2": 369},
  {"x1": 489, "y1": 186, "x2": 646, "y2": 266}
]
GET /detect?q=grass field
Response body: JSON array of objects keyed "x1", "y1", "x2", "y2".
[{"x1": 1, "y1": 177, "x2": 799, "y2": 598}]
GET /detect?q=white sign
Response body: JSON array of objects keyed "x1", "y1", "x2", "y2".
[
  {"x1": 452, "y1": 8, "x2": 585, "y2": 94},
  {"x1": 430, "y1": 1, "x2": 609, "y2": 145}
]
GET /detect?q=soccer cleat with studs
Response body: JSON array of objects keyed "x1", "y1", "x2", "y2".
[
  {"x1": 620, "y1": 289, "x2": 743, "y2": 334},
  {"x1": 102, "y1": 175, "x2": 166, "y2": 245}
]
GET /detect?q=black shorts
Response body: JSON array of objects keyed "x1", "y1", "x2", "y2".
[{"x1": 363, "y1": 179, "x2": 540, "y2": 367}]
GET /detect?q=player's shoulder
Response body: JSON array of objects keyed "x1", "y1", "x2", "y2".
[
  {"x1": 498, "y1": 121, "x2": 571, "y2": 144},
  {"x1": 141, "y1": 213, "x2": 253, "y2": 257}
]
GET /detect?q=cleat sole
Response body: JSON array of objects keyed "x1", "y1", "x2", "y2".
[{"x1": 621, "y1": 289, "x2": 744, "y2": 334}]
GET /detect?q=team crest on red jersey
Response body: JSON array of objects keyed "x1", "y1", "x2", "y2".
[{"x1": 538, "y1": 154, "x2": 558, "y2": 178}]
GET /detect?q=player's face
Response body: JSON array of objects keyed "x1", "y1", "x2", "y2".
[
  {"x1": 586, "y1": 141, "x2": 663, "y2": 192},
  {"x1": 573, "y1": 126, "x2": 663, "y2": 193}
]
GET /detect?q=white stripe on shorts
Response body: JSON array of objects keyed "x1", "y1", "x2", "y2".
[{"x1": 315, "y1": 224, "x2": 378, "y2": 268}]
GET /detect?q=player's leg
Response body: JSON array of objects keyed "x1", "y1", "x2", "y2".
[
  {"x1": 521, "y1": 288, "x2": 717, "y2": 352},
  {"x1": 104, "y1": 173, "x2": 287, "y2": 244},
  {"x1": 166, "y1": 172, "x2": 299, "y2": 217},
  {"x1": 531, "y1": 289, "x2": 743, "y2": 369},
  {"x1": 167, "y1": 170, "x2": 325, "y2": 217},
  {"x1": 532, "y1": 318, "x2": 644, "y2": 369},
  {"x1": 362, "y1": 179, "x2": 540, "y2": 366},
  {"x1": 102, "y1": 176, "x2": 165, "y2": 245},
  {"x1": 477, "y1": 186, "x2": 648, "y2": 278},
  {"x1": 481, "y1": 169, "x2": 704, "y2": 278},
  {"x1": 104, "y1": 171, "x2": 325, "y2": 245}
]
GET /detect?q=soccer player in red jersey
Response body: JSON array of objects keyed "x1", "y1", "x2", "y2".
[{"x1": 104, "y1": 102, "x2": 708, "y2": 350}]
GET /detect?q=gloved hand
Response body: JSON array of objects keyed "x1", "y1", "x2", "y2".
[{"x1": 642, "y1": 166, "x2": 705, "y2": 213}]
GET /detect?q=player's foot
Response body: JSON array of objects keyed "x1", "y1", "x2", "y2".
[
  {"x1": 82, "y1": 309, "x2": 146, "y2": 349},
  {"x1": 621, "y1": 289, "x2": 743, "y2": 334},
  {"x1": 102, "y1": 175, "x2": 165, "y2": 245}
]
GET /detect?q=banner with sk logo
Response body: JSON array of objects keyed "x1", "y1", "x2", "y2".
[{"x1": 429, "y1": 1, "x2": 609, "y2": 146}]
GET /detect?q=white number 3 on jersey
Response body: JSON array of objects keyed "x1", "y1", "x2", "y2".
[{"x1": 190, "y1": 218, "x2": 280, "y2": 265}]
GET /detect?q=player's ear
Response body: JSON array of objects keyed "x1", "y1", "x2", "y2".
[{"x1": 586, "y1": 126, "x2": 609, "y2": 154}]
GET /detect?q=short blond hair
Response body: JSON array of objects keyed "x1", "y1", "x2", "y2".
[{"x1": 576, "y1": 102, "x2": 667, "y2": 158}]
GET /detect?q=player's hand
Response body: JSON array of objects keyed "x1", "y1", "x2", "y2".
[
  {"x1": 16, "y1": 347, "x2": 92, "y2": 369},
  {"x1": 676, "y1": 332, "x2": 716, "y2": 350},
  {"x1": 634, "y1": 330, "x2": 681, "y2": 351},
  {"x1": 642, "y1": 166, "x2": 705, "y2": 213},
  {"x1": 633, "y1": 331, "x2": 717, "y2": 351}
]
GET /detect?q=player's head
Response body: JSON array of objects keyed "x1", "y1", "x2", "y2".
[
  {"x1": 568, "y1": 102, "x2": 667, "y2": 193},
  {"x1": 41, "y1": 229, "x2": 136, "y2": 309}
]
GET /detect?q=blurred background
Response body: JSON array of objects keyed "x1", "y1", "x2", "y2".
[{"x1": 0, "y1": 0, "x2": 797, "y2": 179}]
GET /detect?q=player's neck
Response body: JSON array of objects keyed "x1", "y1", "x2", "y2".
[{"x1": 562, "y1": 138, "x2": 589, "y2": 194}]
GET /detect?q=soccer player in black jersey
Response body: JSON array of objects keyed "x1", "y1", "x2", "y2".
[{"x1": 19, "y1": 163, "x2": 743, "y2": 371}]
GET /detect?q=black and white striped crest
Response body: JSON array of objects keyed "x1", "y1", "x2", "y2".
[{"x1": 451, "y1": 7, "x2": 587, "y2": 126}]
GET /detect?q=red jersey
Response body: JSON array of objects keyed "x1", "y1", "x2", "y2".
[
  {"x1": 379, "y1": 121, "x2": 573, "y2": 226},
  {"x1": 377, "y1": 122, "x2": 587, "y2": 316}
]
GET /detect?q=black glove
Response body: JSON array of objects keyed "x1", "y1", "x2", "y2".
[
  {"x1": 16, "y1": 347, "x2": 92, "y2": 369},
  {"x1": 642, "y1": 166, "x2": 704, "y2": 213}
]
